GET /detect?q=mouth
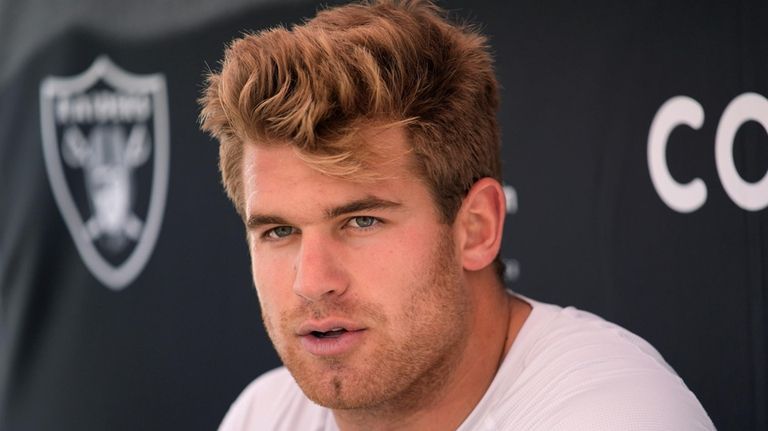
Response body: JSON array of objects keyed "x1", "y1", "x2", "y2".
[
  {"x1": 310, "y1": 328, "x2": 349, "y2": 339},
  {"x1": 297, "y1": 321, "x2": 367, "y2": 356},
  {"x1": 297, "y1": 319, "x2": 364, "y2": 337}
]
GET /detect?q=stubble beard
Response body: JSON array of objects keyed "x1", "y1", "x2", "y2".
[{"x1": 261, "y1": 233, "x2": 471, "y2": 415}]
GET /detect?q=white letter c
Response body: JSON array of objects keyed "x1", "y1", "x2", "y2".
[{"x1": 648, "y1": 96, "x2": 707, "y2": 213}]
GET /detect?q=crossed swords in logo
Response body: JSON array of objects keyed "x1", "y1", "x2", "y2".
[{"x1": 61, "y1": 123, "x2": 151, "y2": 252}]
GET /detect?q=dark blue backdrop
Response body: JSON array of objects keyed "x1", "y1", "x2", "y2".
[{"x1": 0, "y1": 0, "x2": 765, "y2": 429}]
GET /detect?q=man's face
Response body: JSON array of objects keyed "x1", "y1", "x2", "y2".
[{"x1": 242, "y1": 127, "x2": 472, "y2": 411}]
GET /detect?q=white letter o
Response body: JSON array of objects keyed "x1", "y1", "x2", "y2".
[{"x1": 715, "y1": 92, "x2": 768, "y2": 211}]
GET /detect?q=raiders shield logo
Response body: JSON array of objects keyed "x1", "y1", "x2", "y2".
[{"x1": 39, "y1": 56, "x2": 170, "y2": 290}]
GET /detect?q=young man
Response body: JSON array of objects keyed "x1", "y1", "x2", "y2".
[{"x1": 200, "y1": 1, "x2": 714, "y2": 429}]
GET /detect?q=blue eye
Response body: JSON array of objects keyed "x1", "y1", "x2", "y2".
[
  {"x1": 348, "y1": 216, "x2": 378, "y2": 229},
  {"x1": 265, "y1": 226, "x2": 295, "y2": 239}
]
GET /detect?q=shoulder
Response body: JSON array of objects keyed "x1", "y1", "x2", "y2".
[
  {"x1": 491, "y1": 299, "x2": 715, "y2": 430},
  {"x1": 218, "y1": 367, "x2": 328, "y2": 431},
  {"x1": 523, "y1": 303, "x2": 674, "y2": 373}
]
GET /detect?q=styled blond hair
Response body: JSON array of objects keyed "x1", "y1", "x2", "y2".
[{"x1": 200, "y1": 0, "x2": 501, "y2": 224}]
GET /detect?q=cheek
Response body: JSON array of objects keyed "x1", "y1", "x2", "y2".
[
  {"x1": 351, "y1": 226, "x2": 437, "y2": 297},
  {"x1": 250, "y1": 249, "x2": 295, "y2": 313},
  {"x1": 391, "y1": 225, "x2": 437, "y2": 267}
]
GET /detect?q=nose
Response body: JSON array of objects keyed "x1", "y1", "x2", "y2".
[{"x1": 292, "y1": 233, "x2": 349, "y2": 302}]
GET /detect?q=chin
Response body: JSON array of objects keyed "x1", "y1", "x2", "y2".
[{"x1": 289, "y1": 362, "x2": 385, "y2": 409}]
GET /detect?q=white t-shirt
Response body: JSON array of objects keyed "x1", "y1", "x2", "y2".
[{"x1": 219, "y1": 296, "x2": 715, "y2": 430}]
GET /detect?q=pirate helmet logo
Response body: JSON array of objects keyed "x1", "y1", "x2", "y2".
[{"x1": 40, "y1": 56, "x2": 170, "y2": 290}]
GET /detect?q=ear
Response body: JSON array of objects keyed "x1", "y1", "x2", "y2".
[{"x1": 455, "y1": 178, "x2": 506, "y2": 272}]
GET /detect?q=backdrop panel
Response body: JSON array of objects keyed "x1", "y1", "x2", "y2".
[{"x1": 0, "y1": 0, "x2": 765, "y2": 430}]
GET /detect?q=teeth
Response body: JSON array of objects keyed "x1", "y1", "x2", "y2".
[{"x1": 310, "y1": 328, "x2": 347, "y2": 339}]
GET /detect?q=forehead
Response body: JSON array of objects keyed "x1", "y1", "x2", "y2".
[{"x1": 241, "y1": 126, "x2": 429, "y2": 219}]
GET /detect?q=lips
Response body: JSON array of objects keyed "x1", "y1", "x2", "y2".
[
  {"x1": 296, "y1": 319, "x2": 364, "y2": 337},
  {"x1": 296, "y1": 319, "x2": 367, "y2": 356},
  {"x1": 311, "y1": 328, "x2": 347, "y2": 338}
]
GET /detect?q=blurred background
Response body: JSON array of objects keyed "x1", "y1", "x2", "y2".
[{"x1": 0, "y1": 0, "x2": 765, "y2": 429}]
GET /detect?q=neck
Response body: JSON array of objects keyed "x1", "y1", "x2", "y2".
[{"x1": 332, "y1": 272, "x2": 530, "y2": 431}]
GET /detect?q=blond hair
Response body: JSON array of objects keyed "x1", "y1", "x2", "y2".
[{"x1": 200, "y1": 0, "x2": 501, "y2": 227}]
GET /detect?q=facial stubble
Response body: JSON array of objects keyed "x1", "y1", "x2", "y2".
[{"x1": 260, "y1": 233, "x2": 471, "y2": 415}]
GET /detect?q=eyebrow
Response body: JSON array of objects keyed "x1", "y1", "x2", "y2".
[
  {"x1": 324, "y1": 196, "x2": 402, "y2": 219},
  {"x1": 246, "y1": 196, "x2": 402, "y2": 229},
  {"x1": 246, "y1": 214, "x2": 290, "y2": 229}
]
